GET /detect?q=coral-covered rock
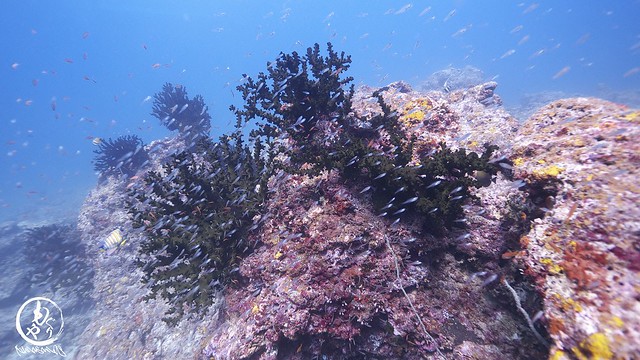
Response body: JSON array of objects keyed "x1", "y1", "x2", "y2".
[{"x1": 509, "y1": 98, "x2": 640, "y2": 359}]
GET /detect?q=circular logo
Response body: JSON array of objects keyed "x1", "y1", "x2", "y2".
[{"x1": 15, "y1": 297, "x2": 64, "y2": 346}]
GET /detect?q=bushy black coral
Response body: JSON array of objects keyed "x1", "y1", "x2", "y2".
[
  {"x1": 93, "y1": 135, "x2": 149, "y2": 179},
  {"x1": 129, "y1": 133, "x2": 270, "y2": 325},
  {"x1": 235, "y1": 43, "x2": 500, "y2": 235},
  {"x1": 232, "y1": 42, "x2": 354, "y2": 165},
  {"x1": 151, "y1": 83, "x2": 211, "y2": 142}
]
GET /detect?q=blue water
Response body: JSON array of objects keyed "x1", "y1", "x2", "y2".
[{"x1": 1, "y1": 1, "x2": 639, "y2": 223}]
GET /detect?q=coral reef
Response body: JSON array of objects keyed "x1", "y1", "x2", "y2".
[
  {"x1": 151, "y1": 82, "x2": 212, "y2": 143},
  {"x1": 92, "y1": 135, "x2": 150, "y2": 180},
  {"x1": 70, "y1": 44, "x2": 639, "y2": 359}
]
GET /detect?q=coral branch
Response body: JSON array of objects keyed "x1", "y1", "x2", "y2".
[{"x1": 502, "y1": 278, "x2": 550, "y2": 348}]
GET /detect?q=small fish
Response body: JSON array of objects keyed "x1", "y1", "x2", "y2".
[
  {"x1": 392, "y1": 208, "x2": 406, "y2": 215},
  {"x1": 379, "y1": 203, "x2": 393, "y2": 211},
  {"x1": 394, "y1": 186, "x2": 406, "y2": 194},
  {"x1": 510, "y1": 25, "x2": 524, "y2": 34},
  {"x1": 11, "y1": 63, "x2": 19, "y2": 70},
  {"x1": 443, "y1": 9, "x2": 456, "y2": 22},
  {"x1": 455, "y1": 233, "x2": 471, "y2": 241},
  {"x1": 426, "y1": 180, "x2": 442, "y2": 189},
  {"x1": 360, "y1": 186, "x2": 372, "y2": 194},
  {"x1": 400, "y1": 197, "x2": 418, "y2": 205},
  {"x1": 418, "y1": 6, "x2": 432, "y2": 16},
  {"x1": 443, "y1": 77, "x2": 451, "y2": 93},
  {"x1": 623, "y1": 67, "x2": 640, "y2": 78},
  {"x1": 500, "y1": 49, "x2": 516, "y2": 59},
  {"x1": 100, "y1": 229, "x2": 125, "y2": 254},
  {"x1": 82, "y1": 31, "x2": 90, "y2": 39},
  {"x1": 395, "y1": 3, "x2": 413, "y2": 15},
  {"x1": 178, "y1": 103, "x2": 189, "y2": 114},
  {"x1": 151, "y1": 63, "x2": 161, "y2": 69},
  {"x1": 373, "y1": 172, "x2": 387, "y2": 180},
  {"x1": 449, "y1": 186, "x2": 463, "y2": 195},
  {"x1": 529, "y1": 49, "x2": 546, "y2": 58},
  {"x1": 517, "y1": 35, "x2": 530, "y2": 46},
  {"x1": 92, "y1": 137, "x2": 103, "y2": 145}
]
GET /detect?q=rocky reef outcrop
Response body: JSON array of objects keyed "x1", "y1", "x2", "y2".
[{"x1": 70, "y1": 46, "x2": 638, "y2": 359}]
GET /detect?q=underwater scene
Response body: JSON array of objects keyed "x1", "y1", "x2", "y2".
[{"x1": 1, "y1": 1, "x2": 639, "y2": 359}]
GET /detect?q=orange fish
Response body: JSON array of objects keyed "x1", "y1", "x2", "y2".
[
  {"x1": 64, "y1": 58, "x2": 74, "y2": 63},
  {"x1": 552, "y1": 66, "x2": 571, "y2": 80},
  {"x1": 151, "y1": 63, "x2": 161, "y2": 69},
  {"x1": 32, "y1": 79, "x2": 39, "y2": 86},
  {"x1": 82, "y1": 31, "x2": 90, "y2": 39},
  {"x1": 51, "y1": 98, "x2": 57, "y2": 111},
  {"x1": 83, "y1": 52, "x2": 88, "y2": 60},
  {"x1": 24, "y1": 99, "x2": 33, "y2": 106},
  {"x1": 11, "y1": 63, "x2": 19, "y2": 70},
  {"x1": 623, "y1": 67, "x2": 640, "y2": 78},
  {"x1": 142, "y1": 43, "x2": 148, "y2": 50},
  {"x1": 501, "y1": 250, "x2": 525, "y2": 259}
]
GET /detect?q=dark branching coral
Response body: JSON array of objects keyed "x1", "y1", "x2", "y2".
[
  {"x1": 151, "y1": 83, "x2": 211, "y2": 143},
  {"x1": 231, "y1": 42, "x2": 354, "y2": 171},
  {"x1": 93, "y1": 135, "x2": 150, "y2": 179},
  {"x1": 129, "y1": 132, "x2": 271, "y2": 325},
  {"x1": 235, "y1": 43, "x2": 500, "y2": 235}
]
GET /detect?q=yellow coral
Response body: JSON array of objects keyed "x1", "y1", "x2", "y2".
[
  {"x1": 550, "y1": 350, "x2": 567, "y2": 360},
  {"x1": 620, "y1": 111, "x2": 640, "y2": 122},
  {"x1": 541, "y1": 258, "x2": 563, "y2": 275},
  {"x1": 533, "y1": 165, "x2": 564, "y2": 179},
  {"x1": 274, "y1": 251, "x2": 283, "y2": 260},
  {"x1": 572, "y1": 333, "x2": 612, "y2": 360},
  {"x1": 513, "y1": 157, "x2": 524, "y2": 166},
  {"x1": 609, "y1": 316, "x2": 624, "y2": 328},
  {"x1": 405, "y1": 110, "x2": 425, "y2": 122}
]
